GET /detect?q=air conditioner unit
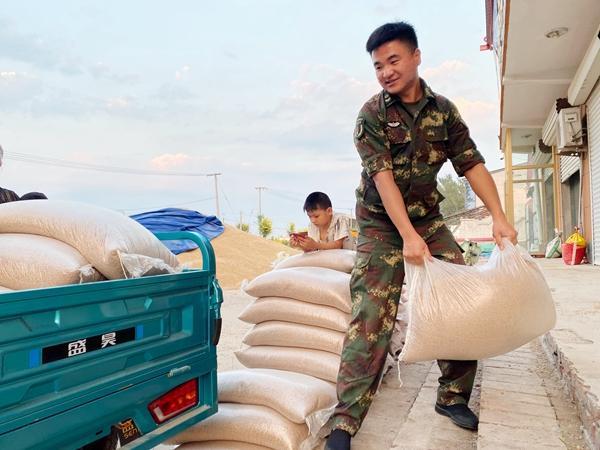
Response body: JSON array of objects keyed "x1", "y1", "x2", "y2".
[{"x1": 557, "y1": 107, "x2": 584, "y2": 150}]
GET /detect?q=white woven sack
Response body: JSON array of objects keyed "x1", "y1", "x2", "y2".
[
  {"x1": 238, "y1": 296, "x2": 350, "y2": 332},
  {"x1": 243, "y1": 321, "x2": 345, "y2": 355},
  {"x1": 0, "y1": 234, "x2": 103, "y2": 290},
  {"x1": 400, "y1": 240, "x2": 556, "y2": 363},
  {"x1": 167, "y1": 403, "x2": 308, "y2": 450},
  {"x1": 243, "y1": 267, "x2": 351, "y2": 313},
  {"x1": 0, "y1": 200, "x2": 179, "y2": 279},
  {"x1": 218, "y1": 369, "x2": 337, "y2": 424},
  {"x1": 235, "y1": 346, "x2": 341, "y2": 383},
  {"x1": 177, "y1": 442, "x2": 270, "y2": 450},
  {"x1": 273, "y1": 249, "x2": 357, "y2": 273},
  {"x1": 0, "y1": 286, "x2": 13, "y2": 293}
]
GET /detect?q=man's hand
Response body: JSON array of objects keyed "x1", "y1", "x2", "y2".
[
  {"x1": 492, "y1": 216, "x2": 518, "y2": 249},
  {"x1": 297, "y1": 236, "x2": 319, "y2": 252},
  {"x1": 403, "y1": 232, "x2": 432, "y2": 265}
]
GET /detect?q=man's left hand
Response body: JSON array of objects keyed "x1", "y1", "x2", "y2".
[{"x1": 492, "y1": 217, "x2": 518, "y2": 249}]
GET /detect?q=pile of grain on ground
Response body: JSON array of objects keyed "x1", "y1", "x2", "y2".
[{"x1": 176, "y1": 226, "x2": 300, "y2": 289}]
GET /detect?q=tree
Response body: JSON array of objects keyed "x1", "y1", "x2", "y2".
[
  {"x1": 237, "y1": 222, "x2": 249, "y2": 232},
  {"x1": 438, "y1": 174, "x2": 467, "y2": 217},
  {"x1": 287, "y1": 222, "x2": 296, "y2": 235},
  {"x1": 257, "y1": 215, "x2": 272, "y2": 238}
]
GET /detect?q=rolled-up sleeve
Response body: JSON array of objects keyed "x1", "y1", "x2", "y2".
[
  {"x1": 354, "y1": 109, "x2": 392, "y2": 177},
  {"x1": 446, "y1": 101, "x2": 485, "y2": 177}
]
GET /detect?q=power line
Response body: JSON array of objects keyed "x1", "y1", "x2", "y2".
[{"x1": 5, "y1": 151, "x2": 210, "y2": 176}]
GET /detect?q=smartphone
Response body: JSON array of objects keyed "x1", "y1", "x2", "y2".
[{"x1": 289, "y1": 231, "x2": 308, "y2": 239}]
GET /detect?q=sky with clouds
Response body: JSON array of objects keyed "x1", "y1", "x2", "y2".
[{"x1": 0, "y1": 0, "x2": 500, "y2": 235}]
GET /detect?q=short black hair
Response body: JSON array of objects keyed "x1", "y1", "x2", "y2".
[
  {"x1": 19, "y1": 192, "x2": 48, "y2": 200},
  {"x1": 303, "y1": 192, "x2": 332, "y2": 212},
  {"x1": 366, "y1": 22, "x2": 418, "y2": 53}
]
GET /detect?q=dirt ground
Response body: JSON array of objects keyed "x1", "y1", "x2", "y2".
[{"x1": 177, "y1": 225, "x2": 300, "y2": 289}]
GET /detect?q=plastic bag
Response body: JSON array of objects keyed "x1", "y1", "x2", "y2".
[
  {"x1": 399, "y1": 239, "x2": 556, "y2": 363},
  {"x1": 545, "y1": 230, "x2": 562, "y2": 258},
  {"x1": 565, "y1": 228, "x2": 586, "y2": 247}
]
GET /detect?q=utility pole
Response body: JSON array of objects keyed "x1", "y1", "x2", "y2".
[
  {"x1": 255, "y1": 186, "x2": 268, "y2": 217},
  {"x1": 206, "y1": 173, "x2": 222, "y2": 218}
]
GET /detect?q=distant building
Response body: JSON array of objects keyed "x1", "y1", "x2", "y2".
[{"x1": 484, "y1": 1, "x2": 600, "y2": 261}]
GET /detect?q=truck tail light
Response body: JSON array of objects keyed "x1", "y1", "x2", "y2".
[{"x1": 148, "y1": 378, "x2": 198, "y2": 424}]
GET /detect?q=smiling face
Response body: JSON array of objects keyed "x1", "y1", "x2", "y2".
[{"x1": 371, "y1": 39, "x2": 421, "y2": 98}]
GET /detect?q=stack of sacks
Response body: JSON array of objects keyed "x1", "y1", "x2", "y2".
[
  {"x1": 0, "y1": 200, "x2": 180, "y2": 290},
  {"x1": 170, "y1": 249, "x2": 355, "y2": 450},
  {"x1": 237, "y1": 251, "x2": 355, "y2": 383},
  {"x1": 168, "y1": 369, "x2": 337, "y2": 450}
]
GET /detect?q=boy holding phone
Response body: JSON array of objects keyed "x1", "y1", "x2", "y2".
[{"x1": 291, "y1": 192, "x2": 353, "y2": 251}]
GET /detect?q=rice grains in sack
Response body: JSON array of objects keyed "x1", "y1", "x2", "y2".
[
  {"x1": 167, "y1": 403, "x2": 308, "y2": 450},
  {"x1": 0, "y1": 234, "x2": 103, "y2": 290},
  {"x1": 273, "y1": 249, "x2": 357, "y2": 273},
  {"x1": 218, "y1": 369, "x2": 337, "y2": 424},
  {"x1": 243, "y1": 267, "x2": 351, "y2": 313},
  {"x1": 243, "y1": 321, "x2": 345, "y2": 355},
  {"x1": 178, "y1": 443, "x2": 270, "y2": 450},
  {"x1": 399, "y1": 239, "x2": 556, "y2": 363},
  {"x1": 0, "y1": 200, "x2": 179, "y2": 279},
  {"x1": 235, "y1": 346, "x2": 341, "y2": 383},
  {"x1": 239, "y1": 297, "x2": 350, "y2": 332}
]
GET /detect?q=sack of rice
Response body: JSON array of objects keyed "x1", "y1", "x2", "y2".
[
  {"x1": 243, "y1": 267, "x2": 351, "y2": 313},
  {"x1": 235, "y1": 346, "x2": 341, "y2": 383},
  {"x1": 218, "y1": 369, "x2": 337, "y2": 424},
  {"x1": 177, "y1": 442, "x2": 270, "y2": 450},
  {"x1": 400, "y1": 240, "x2": 556, "y2": 363},
  {"x1": 0, "y1": 234, "x2": 103, "y2": 290},
  {"x1": 167, "y1": 403, "x2": 308, "y2": 450},
  {"x1": 273, "y1": 249, "x2": 356, "y2": 273},
  {"x1": 239, "y1": 297, "x2": 350, "y2": 332},
  {"x1": 243, "y1": 321, "x2": 345, "y2": 355},
  {"x1": 0, "y1": 200, "x2": 179, "y2": 279}
]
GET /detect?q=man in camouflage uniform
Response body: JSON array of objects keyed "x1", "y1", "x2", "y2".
[{"x1": 324, "y1": 22, "x2": 517, "y2": 450}]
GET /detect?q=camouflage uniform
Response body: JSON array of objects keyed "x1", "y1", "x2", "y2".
[{"x1": 327, "y1": 79, "x2": 485, "y2": 436}]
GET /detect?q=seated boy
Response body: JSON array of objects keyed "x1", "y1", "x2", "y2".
[{"x1": 291, "y1": 192, "x2": 354, "y2": 251}]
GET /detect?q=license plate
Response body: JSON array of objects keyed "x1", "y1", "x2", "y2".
[{"x1": 42, "y1": 327, "x2": 136, "y2": 364}]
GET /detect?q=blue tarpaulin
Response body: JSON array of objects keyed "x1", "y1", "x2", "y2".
[{"x1": 131, "y1": 208, "x2": 224, "y2": 254}]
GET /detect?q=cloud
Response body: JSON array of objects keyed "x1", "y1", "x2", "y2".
[
  {"x1": 150, "y1": 153, "x2": 192, "y2": 170},
  {"x1": 175, "y1": 64, "x2": 191, "y2": 81},
  {"x1": 0, "y1": 19, "x2": 138, "y2": 83},
  {"x1": 422, "y1": 60, "x2": 469, "y2": 81},
  {"x1": 89, "y1": 62, "x2": 140, "y2": 84}
]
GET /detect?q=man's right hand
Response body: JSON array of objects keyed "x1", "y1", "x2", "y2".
[{"x1": 403, "y1": 232, "x2": 432, "y2": 265}]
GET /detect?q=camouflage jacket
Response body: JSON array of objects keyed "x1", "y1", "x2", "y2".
[{"x1": 354, "y1": 79, "x2": 485, "y2": 225}]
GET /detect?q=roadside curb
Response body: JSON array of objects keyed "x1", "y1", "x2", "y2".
[{"x1": 542, "y1": 332, "x2": 599, "y2": 449}]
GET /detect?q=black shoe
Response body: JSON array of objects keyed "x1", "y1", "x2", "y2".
[
  {"x1": 435, "y1": 403, "x2": 479, "y2": 431},
  {"x1": 325, "y1": 429, "x2": 351, "y2": 450}
]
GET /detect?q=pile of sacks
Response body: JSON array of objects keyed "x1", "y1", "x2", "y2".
[
  {"x1": 0, "y1": 200, "x2": 179, "y2": 291},
  {"x1": 169, "y1": 249, "x2": 357, "y2": 450}
]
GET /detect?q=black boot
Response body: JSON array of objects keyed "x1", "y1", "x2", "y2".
[
  {"x1": 325, "y1": 429, "x2": 351, "y2": 450},
  {"x1": 435, "y1": 403, "x2": 479, "y2": 430}
]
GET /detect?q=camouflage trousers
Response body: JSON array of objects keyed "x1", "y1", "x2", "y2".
[{"x1": 326, "y1": 224, "x2": 477, "y2": 436}]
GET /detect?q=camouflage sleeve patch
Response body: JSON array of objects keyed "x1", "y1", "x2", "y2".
[
  {"x1": 445, "y1": 100, "x2": 485, "y2": 176},
  {"x1": 354, "y1": 107, "x2": 392, "y2": 177}
]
